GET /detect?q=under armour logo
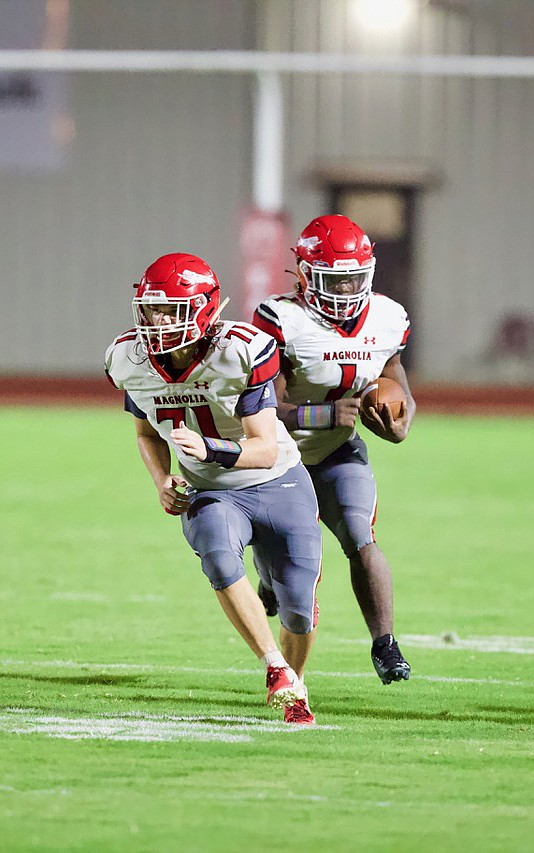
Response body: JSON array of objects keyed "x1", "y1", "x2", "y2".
[
  {"x1": 364, "y1": 336, "x2": 376, "y2": 345},
  {"x1": 194, "y1": 381, "x2": 209, "y2": 389}
]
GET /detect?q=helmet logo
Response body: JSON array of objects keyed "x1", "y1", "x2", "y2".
[
  {"x1": 144, "y1": 289, "x2": 166, "y2": 299},
  {"x1": 297, "y1": 236, "x2": 322, "y2": 250},
  {"x1": 181, "y1": 269, "x2": 215, "y2": 286},
  {"x1": 332, "y1": 259, "x2": 361, "y2": 270}
]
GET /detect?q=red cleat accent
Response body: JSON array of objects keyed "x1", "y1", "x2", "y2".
[
  {"x1": 284, "y1": 692, "x2": 316, "y2": 726},
  {"x1": 266, "y1": 666, "x2": 305, "y2": 710}
]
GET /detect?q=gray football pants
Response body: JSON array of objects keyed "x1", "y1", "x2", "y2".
[
  {"x1": 181, "y1": 463, "x2": 322, "y2": 634},
  {"x1": 306, "y1": 437, "x2": 377, "y2": 558}
]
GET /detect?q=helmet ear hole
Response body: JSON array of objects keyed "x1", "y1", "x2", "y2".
[{"x1": 296, "y1": 262, "x2": 309, "y2": 294}]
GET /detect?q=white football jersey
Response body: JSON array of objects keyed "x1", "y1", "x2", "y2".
[
  {"x1": 254, "y1": 292, "x2": 410, "y2": 464},
  {"x1": 105, "y1": 321, "x2": 300, "y2": 490}
]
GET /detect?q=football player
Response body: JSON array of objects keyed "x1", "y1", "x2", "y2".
[
  {"x1": 253, "y1": 215, "x2": 416, "y2": 685},
  {"x1": 105, "y1": 252, "x2": 322, "y2": 724}
]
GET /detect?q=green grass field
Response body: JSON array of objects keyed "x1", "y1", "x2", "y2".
[{"x1": 1, "y1": 407, "x2": 533, "y2": 852}]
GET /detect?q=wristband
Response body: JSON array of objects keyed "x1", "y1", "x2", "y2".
[
  {"x1": 203, "y1": 436, "x2": 242, "y2": 468},
  {"x1": 296, "y1": 403, "x2": 335, "y2": 430}
]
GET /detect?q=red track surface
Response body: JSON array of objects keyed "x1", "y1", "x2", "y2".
[{"x1": 1, "y1": 375, "x2": 534, "y2": 413}]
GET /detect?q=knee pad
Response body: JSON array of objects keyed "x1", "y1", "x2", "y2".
[
  {"x1": 278, "y1": 608, "x2": 315, "y2": 634},
  {"x1": 201, "y1": 549, "x2": 245, "y2": 591},
  {"x1": 278, "y1": 603, "x2": 315, "y2": 635},
  {"x1": 336, "y1": 509, "x2": 376, "y2": 558}
]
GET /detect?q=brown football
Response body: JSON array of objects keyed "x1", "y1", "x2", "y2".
[{"x1": 360, "y1": 377, "x2": 406, "y2": 421}]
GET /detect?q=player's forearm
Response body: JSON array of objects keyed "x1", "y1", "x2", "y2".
[
  {"x1": 405, "y1": 394, "x2": 417, "y2": 428},
  {"x1": 136, "y1": 435, "x2": 171, "y2": 488},
  {"x1": 232, "y1": 437, "x2": 278, "y2": 469}
]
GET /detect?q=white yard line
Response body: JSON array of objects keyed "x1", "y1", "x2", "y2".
[
  {"x1": 0, "y1": 592, "x2": 168, "y2": 603},
  {"x1": 0, "y1": 709, "x2": 337, "y2": 742},
  {"x1": 0, "y1": 780, "x2": 530, "y2": 815},
  {"x1": 48, "y1": 592, "x2": 167, "y2": 603},
  {"x1": 190, "y1": 792, "x2": 533, "y2": 815},
  {"x1": 0, "y1": 785, "x2": 70, "y2": 796},
  {"x1": 1, "y1": 657, "x2": 533, "y2": 687},
  {"x1": 334, "y1": 633, "x2": 534, "y2": 654}
]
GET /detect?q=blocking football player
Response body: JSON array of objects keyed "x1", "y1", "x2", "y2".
[
  {"x1": 105, "y1": 252, "x2": 322, "y2": 724},
  {"x1": 252, "y1": 215, "x2": 416, "y2": 685}
]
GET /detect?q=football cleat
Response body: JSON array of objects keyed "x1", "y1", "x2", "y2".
[
  {"x1": 257, "y1": 580, "x2": 278, "y2": 617},
  {"x1": 284, "y1": 688, "x2": 316, "y2": 726},
  {"x1": 371, "y1": 634, "x2": 411, "y2": 685},
  {"x1": 266, "y1": 666, "x2": 306, "y2": 710}
]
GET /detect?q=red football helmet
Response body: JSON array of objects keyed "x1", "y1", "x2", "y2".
[
  {"x1": 294, "y1": 214, "x2": 376, "y2": 323},
  {"x1": 132, "y1": 253, "x2": 221, "y2": 354}
]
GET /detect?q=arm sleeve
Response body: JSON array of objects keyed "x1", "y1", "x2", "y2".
[
  {"x1": 124, "y1": 392, "x2": 147, "y2": 419},
  {"x1": 235, "y1": 381, "x2": 277, "y2": 418}
]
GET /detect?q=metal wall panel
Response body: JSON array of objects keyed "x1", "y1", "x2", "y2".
[
  {"x1": 1, "y1": 0, "x2": 533, "y2": 383},
  {"x1": 0, "y1": 0, "x2": 254, "y2": 375},
  {"x1": 262, "y1": 0, "x2": 534, "y2": 383}
]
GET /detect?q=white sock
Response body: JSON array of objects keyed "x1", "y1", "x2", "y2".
[{"x1": 261, "y1": 650, "x2": 289, "y2": 670}]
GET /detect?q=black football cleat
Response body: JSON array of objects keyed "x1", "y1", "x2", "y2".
[
  {"x1": 371, "y1": 634, "x2": 411, "y2": 685},
  {"x1": 257, "y1": 580, "x2": 278, "y2": 617}
]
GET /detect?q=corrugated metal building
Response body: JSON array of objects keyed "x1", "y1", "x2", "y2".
[{"x1": 0, "y1": 0, "x2": 533, "y2": 384}]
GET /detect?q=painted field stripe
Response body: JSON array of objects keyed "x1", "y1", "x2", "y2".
[
  {"x1": 48, "y1": 592, "x2": 168, "y2": 603},
  {"x1": 334, "y1": 633, "x2": 534, "y2": 654},
  {"x1": 0, "y1": 782, "x2": 529, "y2": 815},
  {"x1": 313, "y1": 670, "x2": 533, "y2": 687},
  {"x1": 0, "y1": 785, "x2": 70, "y2": 796},
  {"x1": 1, "y1": 659, "x2": 533, "y2": 688},
  {"x1": 0, "y1": 709, "x2": 337, "y2": 742},
  {"x1": 186, "y1": 792, "x2": 533, "y2": 816},
  {"x1": 0, "y1": 592, "x2": 169, "y2": 603}
]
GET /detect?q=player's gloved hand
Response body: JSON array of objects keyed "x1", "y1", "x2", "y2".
[
  {"x1": 170, "y1": 421, "x2": 208, "y2": 461},
  {"x1": 157, "y1": 473, "x2": 190, "y2": 515},
  {"x1": 333, "y1": 396, "x2": 361, "y2": 428},
  {"x1": 360, "y1": 401, "x2": 409, "y2": 443}
]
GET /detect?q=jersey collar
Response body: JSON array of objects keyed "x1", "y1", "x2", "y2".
[
  {"x1": 148, "y1": 338, "x2": 210, "y2": 384},
  {"x1": 336, "y1": 302, "x2": 371, "y2": 338}
]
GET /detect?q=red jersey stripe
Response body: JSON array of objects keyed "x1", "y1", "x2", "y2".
[
  {"x1": 252, "y1": 310, "x2": 285, "y2": 345},
  {"x1": 116, "y1": 330, "x2": 138, "y2": 345},
  {"x1": 248, "y1": 349, "x2": 280, "y2": 387}
]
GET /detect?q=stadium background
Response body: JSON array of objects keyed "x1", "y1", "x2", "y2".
[
  {"x1": 1, "y1": 0, "x2": 533, "y2": 400},
  {"x1": 1, "y1": 4, "x2": 534, "y2": 852}
]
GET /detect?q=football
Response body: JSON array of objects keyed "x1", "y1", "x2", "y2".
[{"x1": 360, "y1": 377, "x2": 406, "y2": 421}]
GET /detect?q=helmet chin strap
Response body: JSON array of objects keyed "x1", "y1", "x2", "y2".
[
  {"x1": 204, "y1": 295, "x2": 230, "y2": 338},
  {"x1": 209, "y1": 296, "x2": 230, "y2": 325}
]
